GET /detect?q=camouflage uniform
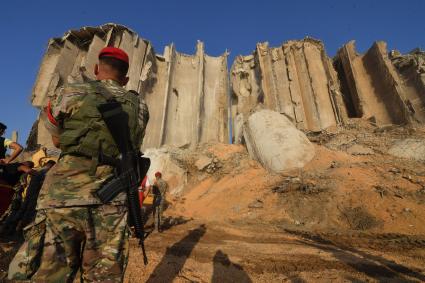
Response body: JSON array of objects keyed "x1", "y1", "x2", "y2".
[
  {"x1": 8, "y1": 79, "x2": 149, "y2": 282},
  {"x1": 153, "y1": 178, "x2": 168, "y2": 231}
]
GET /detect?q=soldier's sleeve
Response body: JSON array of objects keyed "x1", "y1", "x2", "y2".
[
  {"x1": 41, "y1": 85, "x2": 85, "y2": 136},
  {"x1": 138, "y1": 97, "x2": 150, "y2": 140}
]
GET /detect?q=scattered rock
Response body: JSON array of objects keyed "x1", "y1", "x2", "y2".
[
  {"x1": 374, "y1": 124, "x2": 398, "y2": 133},
  {"x1": 388, "y1": 167, "x2": 401, "y2": 174},
  {"x1": 195, "y1": 156, "x2": 213, "y2": 170},
  {"x1": 272, "y1": 184, "x2": 288, "y2": 193},
  {"x1": 346, "y1": 144, "x2": 374, "y2": 155},
  {"x1": 402, "y1": 174, "x2": 413, "y2": 181},
  {"x1": 243, "y1": 110, "x2": 315, "y2": 173},
  {"x1": 248, "y1": 199, "x2": 264, "y2": 209},
  {"x1": 325, "y1": 133, "x2": 356, "y2": 150},
  {"x1": 329, "y1": 161, "x2": 339, "y2": 168},
  {"x1": 388, "y1": 139, "x2": 425, "y2": 161},
  {"x1": 374, "y1": 186, "x2": 387, "y2": 198}
]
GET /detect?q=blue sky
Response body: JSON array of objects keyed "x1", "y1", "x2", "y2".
[{"x1": 1, "y1": 0, "x2": 424, "y2": 145}]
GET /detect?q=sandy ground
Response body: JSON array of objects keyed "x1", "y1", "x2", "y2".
[
  {"x1": 125, "y1": 218, "x2": 425, "y2": 282},
  {"x1": 2, "y1": 120, "x2": 425, "y2": 282},
  {"x1": 125, "y1": 122, "x2": 425, "y2": 282}
]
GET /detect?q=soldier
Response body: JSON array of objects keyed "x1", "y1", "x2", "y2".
[
  {"x1": 8, "y1": 47, "x2": 149, "y2": 282},
  {"x1": 0, "y1": 122, "x2": 23, "y2": 164},
  {"x1": 152, "y1": 171, "x2": 168, "y2": 232}
]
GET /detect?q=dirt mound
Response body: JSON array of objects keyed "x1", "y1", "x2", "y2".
[{"x1": 168, "y1": 120, "x2": 425, "y2": 235}]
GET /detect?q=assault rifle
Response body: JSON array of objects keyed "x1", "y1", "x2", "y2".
[{"x1": 95, "y1": 101, "x2": 149, "y2": 265}]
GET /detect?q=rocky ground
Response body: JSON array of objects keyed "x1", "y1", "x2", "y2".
[
  {"x1": 126, "y1": 119, "x2": 425, "y2": 282},
  {"x1": 2, "y1": 119, "x2": 425, "y2": 282}
]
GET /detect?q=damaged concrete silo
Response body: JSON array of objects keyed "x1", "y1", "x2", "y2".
[
  {"x1": 334, "y1": 41, "x2": 425, "y2": 125},
  {"x1": 142, "y1": 41, "x2": 229, "y2": 149},
  {"x1": 29, "y1": 24, "x2": 229, "y2": 151},
  {"x1": 27, "y1": 23, "x2": 425, "y2": 154},
  {"x1": 231, "y1": 38, "x2": 347, "y2": 136}
]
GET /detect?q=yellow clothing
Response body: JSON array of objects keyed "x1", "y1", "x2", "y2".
[{"x1": 4, "y1": 138, "x2": 12, "y2": 148}]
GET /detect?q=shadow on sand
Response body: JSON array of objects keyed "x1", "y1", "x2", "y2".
[
  {"x1": 286, "y1": 230, "x2": 425, "y2": 283},
  {"x1": 211, "y1": 249, "x2": 252, "y2": 283},
  {"x1": 146, "y1": 224, "x2": 206, "y2": 283}
]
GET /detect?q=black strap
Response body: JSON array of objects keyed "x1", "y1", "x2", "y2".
[{"x1": 0, "y1": 137, "x2": 6, "y2": 159}]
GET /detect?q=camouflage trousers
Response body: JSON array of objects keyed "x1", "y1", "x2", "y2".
[
  {"x1": 152, "y1": 198, "x2": 164, "y2": 231},
  {"x1": 8, "y1": 205, "x2": 129, "y2": 282}
]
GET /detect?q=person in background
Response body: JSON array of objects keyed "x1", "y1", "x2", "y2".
[
  {"x1": 0, "y1": 161, "x2": 35, "y2": 186},
  {"x1": 138, "y1": 175, "x2": 151, "y2": 208},
  {"x1": 0, "y1": 122, "x2": 23, "y2": 164},
  {"x1": 0, "y1": 160, "x2": 56, "y2": 237},
  {"x1": 152, "y1": 171, "x2": 168, "y2": 232},
  {"x1": 0, "y1": 161, "x2": 35, "y2": 220},
  {"x1": 138, "y1": 175, "x2": 151, "y2": 225}
]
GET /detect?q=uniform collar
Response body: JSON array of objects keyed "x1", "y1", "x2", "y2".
[{"x1": 99, "y1": 79, "x2": 122, "y2": 87}]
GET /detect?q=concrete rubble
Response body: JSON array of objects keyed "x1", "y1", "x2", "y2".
[
  {"x1": 143, "y1": 147, "x2": 187, "y2": 195},
  {"x1": 388, "y1": 139, "x2": 425, "y2": 161},
  {"x1": 27, "y1": 23, "x2": 425, "y2": 174},
  {"x1": 243, "y1": 109, "x2": 315, "y2": 173}
]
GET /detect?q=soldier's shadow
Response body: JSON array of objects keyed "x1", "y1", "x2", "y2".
[
  {"x1": 146, "y1": 224, "x2": 206, "y2": 283},
  {"x1": 211, "y1": 250, "x2": 252, "y2": 283}
]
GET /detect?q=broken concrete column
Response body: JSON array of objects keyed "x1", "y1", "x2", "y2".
[
  {"x1": 243, "y1": 109, "x2": 315, "y2": 173},
  {"x1": 30, "y1": 24, "x2": 153, "y2": 150},
  {"x1": 390, "y1": 48, "x2": 425, "y2": 123},
  {"x1": 142, "y1": 41, "x2": 229, "y2": 149},
  {"x1": 231, "y1": 38, "x2": 346, "y2": 133},
  {"x1": 334, "y1": 41, "x2": 413, "y2": 125}
]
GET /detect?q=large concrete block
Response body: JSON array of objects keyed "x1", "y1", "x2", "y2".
[
  {"x1": 243, "y1": 109, "x2": 315, "y2": 173},
  {"x1": 143, "y1": 147, "x2": 187, "y2": 195}
]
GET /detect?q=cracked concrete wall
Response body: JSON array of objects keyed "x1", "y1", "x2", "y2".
[
  {"x1": 231, "y1": 38, "x2": 346, "y2": 135},
  {"x1": 142, "y1": 41, "x2": 229, "y2": 149},
  {"x1": 390, "y1": 49, "x2": 425, "y2": 123},
  {"x1": 334, "y1": 41, "x2": 417, "y2": 125}
]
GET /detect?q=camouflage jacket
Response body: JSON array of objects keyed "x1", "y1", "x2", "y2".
[
  {"x1": 38, "y1": 79, "x2": 149, "y2": 208},
  {"x1": 154, "y1": 178, "x2": 168, "y2": 199}
]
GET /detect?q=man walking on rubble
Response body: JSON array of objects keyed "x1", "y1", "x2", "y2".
[
  {"x1": 152, "y1": 171, "x2": 168, "y2": 232},
  {"x1": 0, "y1": 122, "x2": 23, "y2": 164},
  {"x1": 8, "y1": 47, "x2": 149, "y2": 282}
]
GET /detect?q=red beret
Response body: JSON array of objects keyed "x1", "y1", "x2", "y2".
[{"x1": 98, "y1": 47, "x2": 129, "y2": 64}]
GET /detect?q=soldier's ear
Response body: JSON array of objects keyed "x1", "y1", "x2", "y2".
[
  {"x1": 122, "y1": 76, "x2": 129, "y2": 86},
  {"x1": 94, "y1": 64, "x2": 99, "y2": 76}
]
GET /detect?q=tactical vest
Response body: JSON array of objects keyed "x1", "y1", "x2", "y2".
[
  {"x1": 0, "y1": 137, "x2": 6, "y2": 159},
  {"x1": 59, "y1": 81, "x2": 142, "y2": 160}
]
